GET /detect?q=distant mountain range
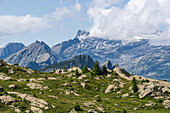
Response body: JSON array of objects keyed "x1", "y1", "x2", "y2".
[
  {"x1": 0, "y1": 43, "x2": 25, "y2": 59},
  {"x1": 1, "y1": 30, "x2": 169, "y2": 81},
  {"x1": 4, "y1": 41, "x2": 58, "y2": 70}
]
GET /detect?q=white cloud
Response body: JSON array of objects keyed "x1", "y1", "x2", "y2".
[
  {"x1": 73, "y1": 0, "x2": 81, "y2": 12},
  {"x1": 0, "y1": 3, "x2": 79, "y2": 39},
  {"x1": 0, "y1": 15, "x2": 50, "y2": 35},
  {"x1": 88, "y1": 0, "x2": 170, "y2": 44}
]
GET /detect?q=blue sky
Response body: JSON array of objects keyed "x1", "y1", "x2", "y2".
[
  {"x1": 0, "y1": 0, "x2": 169, "y2": 47},
  {"x1": 0, "y1": 0, "x2": 92, "y2": 46}
]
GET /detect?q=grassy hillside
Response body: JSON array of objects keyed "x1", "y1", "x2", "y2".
[{"x1": 0, "y1": 60, "x2": 169, "y2": 113}]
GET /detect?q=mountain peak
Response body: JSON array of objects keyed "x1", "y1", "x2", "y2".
[
  {"x1": 76, "y1": 30, "x2": 90, "y2": 39},
  {"x1": 35, "y1": 40, "x2": 45, "y2": 45},
  {"x1": 100, "y1": 60, "x2": 113, "y2": 70}
]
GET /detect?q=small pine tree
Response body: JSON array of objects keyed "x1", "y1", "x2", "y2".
[
  {"x1": 82, "y1": 65, "x2": 89, "y2": 74},
  {"x1": 132, "y1": 77, "x2": 138, "y2": 93},
  {"x1": 75, "y1": 69, "x2": 81, "y2": 77},
  {"x1": 93, "y1": 60, "x2": 101, "y2": 75},
  {"x1": 102, "y1": 65, "x2": 107, "y2": 74},
  {"x1": 64, "y1": 66, "x2": 67, "y2": 72}
]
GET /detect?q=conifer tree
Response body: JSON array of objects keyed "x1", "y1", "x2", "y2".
[
  {"x1": 132, "y1": 77, "x2": 138, "y2": 93},
  {"x1": 82, "y1": 65, "x2": 89, "y2": 74},
  {"x1": 102, "y1": 65, "x2": 107, "y2": 74},
  {"x1": 93, "y1": 60, "x2": 101, "y2": 75}
]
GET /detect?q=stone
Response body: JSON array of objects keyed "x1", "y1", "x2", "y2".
[
  {"x1": 0, "y1": 95, "x2": 15, "y2": 104},
  {"x1": 48, "y1": 95, "x2": 58, "y2": 99},
  {"x1": 85, "y1": 80, "x2": 90, "y2": 83},
  {"x1": 44, "y1": 106, "x2": 49, "y2": 110},
  {"x1": 117, "y1": 91, "x2": 122, "y2": 94},
  {"x1": 145, "y1": 101, "x2": 156, "y2": 107},
  {"x1": 37, "y1": 78, "x2": 45, "y2": 81},
  {"x1": 8, "y1": 69, "x2": 14, "y2": 74},
  {"x1": 119, "y1": 83, "x2": 126, "y2": 88},
  {"x1": 65, "y1": 90, "x2": 71, "y2": 95},
  {"x1": 68, "y1": 67, "x2": 82, "y2": 73},
  {"x1": 106, "y1": 74, "x2": 112, "y2": 78},
  {"x1": 15, "y1": 108, "x2": 21, "y2": 113},
  {"x1": 29, "y1": 78, "x2": 37, "y2": 82},
  {"x1": 62, "y1": 83, "x2": 71, "y2": 87},
  {"x1": 25, "y1": 110, "x2": 30, "y2": 113},
  {"x1": 27, "y1": 83, "x2": 43, "y2": 89},
  {"x1": 97, "y1": 107, "x2": 104, "y2": 112},
  {"x1": 122, "y1": 93, "x2": 129, "y2": 97},
  {"x1": 69, "y1": 109, "x2": 77, "y2": 113},
  {"x1": 84, "y1": 102, "x2": 94, "y2": 107},
  {"x1": 30, "y1": 106, "x2": 43, "y2": 113},
  {"x1": 95, "y1": 77, "x2": 100, "y2": 80},
  {"x1": 88, "y1": 109, "x2": 98, "y2": 113},
  {"x1": 113, "y1": 67, "x2": 132, "y2": 80},
  {"x1": 134, "y1": 108, "x2": 139, "y2": 110},
  {"x1": 162, "y1": 100, "x2": 170, "y2": 109},
  {"x1": 81, "y1": 82, "x2": 86, "y2": 88},
  {"x1": 17, "y1": 78, "x2": 26, "y2": 82},
  {"x1": 39, "y1": 92, "x2": 43, "y2": 94},
  {"x1": 138, "y1": 81, "x2": 161, "y2": 98},
  {"x1": 105, "y1": 84, "x2": 118, "y2": 93},
  {"x1": 48, "y1": 77, "x2": 56, "y2": 80},
  {"x1": 9, "y1": 84, "x2": 17, "y2": 89}
]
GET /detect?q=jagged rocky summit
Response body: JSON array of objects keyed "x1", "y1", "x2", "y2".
[{"x1": 4, "y1": 41, "x2": 58, "y2": 70}]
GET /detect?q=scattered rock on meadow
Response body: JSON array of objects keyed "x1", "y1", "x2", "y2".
[
  {"x1": 0, "y1": 95, "x2": 15, "y2": 104},
  {"x1": 9, "y1": 84, "x2": 17, "y2": 89},
  {"x1": 162, "y1": 100, "x2": 170, "y2": 109}
]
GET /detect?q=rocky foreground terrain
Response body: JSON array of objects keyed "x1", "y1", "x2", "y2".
[{"x1": 0, "y1": 59, "x2": 170, "y2": 113}]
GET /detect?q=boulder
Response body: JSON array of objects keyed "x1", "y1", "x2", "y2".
[
  {"x1": 0, "y1": 95, "x2": 15, "y2": 104},
  {"x1": 84, "y1": 102, "x2": 94, "y2": 107},
  {"x1": 113, "y1": 67, "x2": 132, "y2": 80},
  {"x1": 37, "y1": 78, "x2": 45, "y2": 81},
  {"x1": 8, "y1": 69, "x2": 14, "y2": 74},
  {"x1": 48, "y1": 77, "x2": 57, "y2": 80},
  {"x1": 68, "y1": 67, "x2": 82, "y2": 73},
  {"x1": 105, "y1": 84, "x2": 118, "y2": 93},
  {"x1": 138, "y1": 81, "x2": 162, "y2": 98},
  {"x1": 30, "y1": 106, "x2": 43, "y2": 113},
  {"x1": 27, "y1": 83, "x2": 42, "y2": 89},
  {"x1": 9, "y1": 84, "x2": 17, "y2": 89},
  {"x1": 122, "y1": 93, "x2": 129, "y2": 98},
  {"x1": 145, "y1": 101, "x2": 156, "y2": 107},
  {"x1": 88, "y1": 109, "x2": 98, "y2": 113},
  {"x1": 81, "y1": 82, "x2": 86, "y2": 88},
  {"x1": 69, "y1": 109, "x2": 77, "y2": 113},
  {"x1": 162, "y1": 100, "x2": 170, "y2": 109}
]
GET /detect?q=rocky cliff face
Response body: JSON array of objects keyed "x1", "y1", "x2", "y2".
[
  {"x1": 0, "y1": 43, "x2": 25, "y2": 59},
  {"x1": 39, "y1": 55, "x2": 94, "y2": 72},
  {"x1": 51, "y1": 30, "x2": 170, "y2": 81},
  {"x1": 4, "y1": 41, "x2": 58, "y2": 70}
]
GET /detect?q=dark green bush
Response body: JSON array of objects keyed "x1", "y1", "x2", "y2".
[
  {"x1": 74, "y1": 104, "x2": 82, "y2": 111},
  {"x1": 122, "y1": 108, "x2": 127, "y2": 113}
]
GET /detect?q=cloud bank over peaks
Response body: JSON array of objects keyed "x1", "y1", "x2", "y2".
[{"x1": 88, "y1": 0, "x2": 170, "y2": 45}]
